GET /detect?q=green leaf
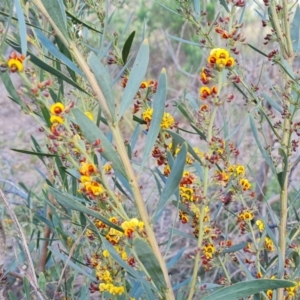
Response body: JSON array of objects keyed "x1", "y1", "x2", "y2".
[
  {"x1": 155, "y1": 144, "x2": 187, "y2": 215},
  {"x1": 35, "y1": 29, "x2": 84, "y2": 77},
  {"x1": 0, "y1": 72, "x2": 26, "y2": 109},
  {"x1": 222, "y1": 242, "x2": 248, "y2": 254},
  {"x1": 202, "y1": 279, "x2": 295, "y2": 300},
  {"x1": 48, "y1": 186, "x2": 123, "y2": 231},
  {"x1": 6, "y1": 38, "x2": 88, "y2": 95},
  {"x1": 118, "y1": 39, "x2": 149, "y2": 120},
  {"x1": 23, "y1": 276, "x2": 31, "y2": 300},
  {"x1": 166, "y1": 34, "x2": 202, "y2": 47},
  {"x1": 14, "y1": 0, "x2": 27, "y2": 55},
  {"x1": 100, "y1": 236, "x2": 158, "y2": 292},
  {"x1": 248, "y1": 43, "x2": 268, "y2": 58},
  {"x1": 193, "y1": 0, "x2": 201, "y2": 21},
  {"x1": 219, "y1": 0, "x2": 230, "y2": 13},
  {"x1": 122, "y1": 31, "x2": 135, "y2": 64},
  {"x1": 262, "y1": 92, "x2": 283, "y2": 113},
  {"x1": 133, "y1": 237, "x2": 167, "y2": 292},
  {"x1": 41, "y1": 0, "x2": 69, "y2": 40},
  {"x1": 65, "y1": 10, "x2": 103, "y2": 34},
  {"x1": 141, "y1": 69, "x2": 167, "y2": 171},
  {"x1": 154, "y1": 2, "x2": 181, "y2": 16},
  {"x1": 11, "y1": 148, "x2": 57, "y2": 157},
  {"x1": 38, "y1": 273, "x2": 46, "y2": 293},
  {"x1": 8, "y1": 291, "x2": 18, "y2": 300},
  {"x1": 72, "y1": 108, "x2": 127, "y2": 179},
  {"x1": 291, "y1": 5, "x2": 300, "y2": 52},
  {"x1": 88, "y1": 53, "x2": 116, "y2": 120}
]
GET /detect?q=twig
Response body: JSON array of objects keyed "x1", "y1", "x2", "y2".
[
  {"x1": 0, "y1": 188, "x2": 47, "y2": 300},
  {"x1": 0, "y1": 219, "x2": 6, "y2": 300},
  {"x1": 51, "y1": 224, "x2": 89, "y2": 299}
]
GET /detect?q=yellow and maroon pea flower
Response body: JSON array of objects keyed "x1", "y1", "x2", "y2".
[
  {"x1": 50, "y1": 102, "x2": 65, "y2": 115},
  {"x1": 200, "y1": 71, "x2": 210, "y2": 84},
  {"x1": 179, "y1": 186, "x2": 194, "y2": 202},
  {"x1": 103, "y1": 163, "x2": 112, "y2": 174},
  {"x1": 202, "y1": 243, "x2": 216, "y2": 259},
  {"x1": 121, "y1": 218, "x2": 144, "y2": 238},
  {"x1": 141, "y1": 107, "x2": 153, "y2": 123},
  {"x1": 238, "y1": 210, "x2": 254, "y2": 222},
  {"x1": 179, "y1": 210, "x2": 189, "y2": 224},
  {"x1": 266, "y1": 290, "x2": 273, "y2": 299},
  {"x1": 239, "y1": 178, "x2": 251, "y2": 191},
  {"x1": 79, "y1": 162, "x2": 97, "y2": 176},
  {"x1": 161, "y1": 112, "x2": 175, "y2": 129},
  {"x1": 264, "y1": 237, "x2": 275, "y2": 252},
  {"x1": 7, "y1": 51, "x2": 25, "y2": 72},
  {"x1": 256, "y1": 219, "x2": 265, "y2": 232},
  {"x1": 50, "y1": 115, "x2": 64, "y2": 124},
  {"x1": 140, "y1": 81, "x2": 149, "y2": 89},
  {"x1": 199, "y1": 86, "x2": 211, "y2": 100},
  {"x1": 163, "y1": 164, "x2": 171, "y2": 176}
]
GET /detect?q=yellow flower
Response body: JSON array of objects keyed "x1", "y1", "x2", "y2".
[
  {"x1": 103, "y1": 163, "x2": 112, "y2": 174},
  {"x1": 199, "y1": 86, "x2": 211, "y2": 100},
  {"x1": 161, "y1": 112, "x2": 175, "y2": 129},
  {"x1": 239, "y1": 178, "x2": 251, "y2": 191},
  {"x1": 256, "y1": 219, "x2": 265, "y2": 232},
  {"x1": 79, "y1": 162, "x2": 97, "y2": 176},
  {"x1": 142, "y1": 108, "x2": 153, "y2": 122},
  {"x1": 50, "y1": 115, "x2": 64, "y2": 124},
  {"x1": 121, "y1": 218, "x2": 144, "y2": 238},
  {"x1": 50, "y1": 102, "x2": 65, "y2": 115},
  {"x1": 235, "y1": 165, "x2": 245, "y2": 176},
  {"x1": 7, "y1": 56, "x2": 24, "y2": 73},
  {"x1": 193, "y1": 147, "x2": 204, "y2": 158},
  {"x1": 202, "y1": 243, "x2": 216, "y2": 259},
  {"x1": 102, "y1": 250, "x2": 110, "y2": 257},
  {"x1": 264, "y1": 237, "x2": 275, "y2": 252},
  {"x1": 140, "y1": 81, "x2": 149, "y2": 89},
  {"x1": 239, "y1": 210, "x2": 254, "y2": 221},
  {"x1": 85, "y1": 111, "x2": 94, "y2": 121},
  {"x1": 180, "y1": 186, "x2": 194, "y2": 201}
]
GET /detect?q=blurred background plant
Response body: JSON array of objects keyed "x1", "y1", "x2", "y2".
[{"x1": 0, "y1": 0, "x2": 300, "y2": 299}]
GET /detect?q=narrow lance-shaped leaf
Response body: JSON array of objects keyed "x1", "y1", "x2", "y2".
[
  {"x1": 88, "y1": 53, "x2": 116, "y2": 120},
  {"x1": 118, "y1": 39, "x2": 149, "y2": 120},
  {"x1": 48, "y1": 186, "x2": 122, "y2": 231},
  {"x1": 202, "y1": 279, "x2": 295, "y2": 300},
  {"x1": 133, "y1": 237, "x2": 167, "y2": 292},
  {"x1": 0, "y1": 72, "x2": 26, "y2": 109},
  {"x1": 40, "y1": 0, "x2": 69, "y2": 40},
  {"x1": 155, "y1": 143, "x2": 187, "y2": 217},
  {"x1": 193, "y1": 0, "x2": 201, "y2": 21},
  {"x1": 13, "y1": 0, "x2": 27, "y2": 55},
  {"x1": 72, "y1": 108, "x2": 127, "y2": 179},
  {"x1": 291, "y1": 5, "x2": 300, "y2": 52},
  {"x1": 122, "y1": 31, "x2": 135, "y2": 64},
  {"x1": 140, "y1": 68, "x2": 167, "y2": 171},
  {"x1": 35, "y1": 29, "x2": 84, "y2": 77}
]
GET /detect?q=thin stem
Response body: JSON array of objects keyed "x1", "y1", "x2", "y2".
[{"x1": 187, "y1": 105, "x2": 218, "y2": 300}]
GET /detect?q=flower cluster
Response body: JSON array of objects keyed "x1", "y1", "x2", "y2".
[
  {"x1": 121, "y1": 218, "x2": 144, "y2": 238},
  {"x1": 207, "y1": 48, "x2": 235, "y2": 70},
  {"x1": 50, "y1": 102, "x2": 65, "y2": 125},
  {"x1": 141, "y1": 107, "x2": 175, "y2": 130}
]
